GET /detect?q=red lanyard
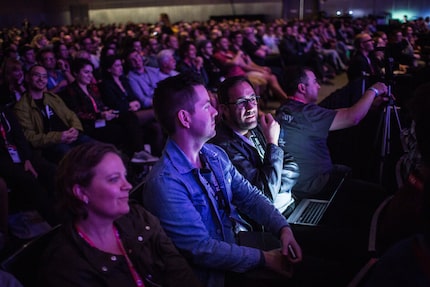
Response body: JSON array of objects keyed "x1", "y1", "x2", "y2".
[
  {"x1": 75, "y1": 224, "x2": 145, "y2": 287},
  {"x1": 0, "y1": 122, "x2": 7, "y2": 142},
  {"x1": 86, "y1": 93, "x2": 100, "y2": 113},
  {"x1": 113, "y1": 226, "x2": 145, "y2": 287}
]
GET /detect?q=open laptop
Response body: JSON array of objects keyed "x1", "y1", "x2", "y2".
[{"x1": 287, "y1": 173, "x2": 346, "y2": 226}]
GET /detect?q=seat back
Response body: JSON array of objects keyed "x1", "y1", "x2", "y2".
[
  {"x1": 347, "y1": 195, "x2": 394, "y2": 287},
  {"x1": 1, "y1": 225, "x2": 60, "y2": 287},
  {"x1": 129, "y1": 178, "x2": 147, "y2": 204}
]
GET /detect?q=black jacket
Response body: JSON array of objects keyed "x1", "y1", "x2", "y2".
[
  {"x1": 38, "y1": 203, "x2": 202, "y2": 287},
  {"x1": 210, "y1": 122, "x2": 299, "y2": 207}
]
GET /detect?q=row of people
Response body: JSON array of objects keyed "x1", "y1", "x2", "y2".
[
  {"x1": 3, "y1": 63, "x2": 426, "y2": 287},
  {"x1": 38, "y1": 73, "x2": 303, "y2": 287},
  {"x1": 35, "y1": 65, "x2": 410, "y2": 287},
  {"x1": 1, "y1": 16, "x2": 429, "y2": 286}
]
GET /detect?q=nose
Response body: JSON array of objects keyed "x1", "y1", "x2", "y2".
[
  {"x1": 123, "y1": 178, "x2": 133, "y2": 191},
  {"x1": 211, "y1": 105, "x2": 218, "y2": 117}
]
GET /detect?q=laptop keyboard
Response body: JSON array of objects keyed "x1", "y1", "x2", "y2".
[{"x1": 299, "y1": 201, "x2": 327, "y2": 225}]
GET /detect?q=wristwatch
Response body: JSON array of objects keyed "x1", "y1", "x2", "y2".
[{"x1": 367, "y1": 87, "x2": 379, "y2": 97}]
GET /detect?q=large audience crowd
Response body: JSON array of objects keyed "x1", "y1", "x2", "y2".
[{"x1": 1, "y1": 12, "x2": 430, "y2": 286}]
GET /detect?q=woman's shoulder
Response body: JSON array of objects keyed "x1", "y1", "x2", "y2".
[{"x1": 119, "y1": 203, "x2": 161, "y2": 227}]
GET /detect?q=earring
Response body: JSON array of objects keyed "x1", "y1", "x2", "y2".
[{"x1": 83, "y1": 197, "x2": 89, "y2": 204}]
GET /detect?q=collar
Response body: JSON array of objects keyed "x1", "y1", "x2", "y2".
[
  {"x1": 164, "y1": 139, "x2": 220, "y2": 175},
  {"x1": 288, "y1": 96, "x2": 307, "y2": 104}
]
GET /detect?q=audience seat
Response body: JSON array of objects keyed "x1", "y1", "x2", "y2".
[
  {"x1": 1, "y1": 225, "x2": 60, "y2": 287},
  {"x1": 128, "y1": 178, "x2": 147, "y2": 205},
  {"x1": 346, "y1": 195, "x2": 394, "y2": 287}
]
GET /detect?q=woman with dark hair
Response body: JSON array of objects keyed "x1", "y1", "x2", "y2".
[
  {"x1": 99, "y1": 55, "x2": 154, "y2": 125},
  {"x1": 52, "y1": 41, "x2": 75, "y2": 84},
  {"x1": 198, "y1": 39, "x2": 224, "y2": 92},
  {"x1": 38, "y1": 142, "x2": 202, "y2": 287},
  {"x1": 99, "y1": 55, "x2": 163, "y2": 157},
  {"x1": 62, "y1": 58, "x2": 155, "y2": 163},
  {"x1": 0, "y1": 58, "x2": 27, "y2": 107},
  {"x1": 177, "y1": 41, "x2": 208, "y2": 87}
]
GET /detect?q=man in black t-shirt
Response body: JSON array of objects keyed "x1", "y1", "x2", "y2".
[
  {"x1": 14, "y1": 65, "x2": 92, "y2": 163},
  {"x1": 276, "y1": 66, "x2": 387, "y2": 198}
]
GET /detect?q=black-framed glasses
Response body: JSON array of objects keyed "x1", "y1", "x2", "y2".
[{"x1": 227, "y1": 96, "x2": 260, "y2": 108}]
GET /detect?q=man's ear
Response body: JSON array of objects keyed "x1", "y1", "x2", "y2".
[
  {"x1": 298, "y1": 83, "x2": 306, "y2": 94},
  {"x1": 177, "y1": 109, "x2": 191, "y2": 129}
]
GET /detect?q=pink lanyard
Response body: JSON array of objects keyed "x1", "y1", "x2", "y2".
[
  {"x1": 75, "y1": 225, "x2": 145, "y2": 287},
  {"x1": 86, "y1": 92, "x2": 100, "y2": 113},
  {"x1": 0, "y1": 122, "x2": 7, "y2": 143}
]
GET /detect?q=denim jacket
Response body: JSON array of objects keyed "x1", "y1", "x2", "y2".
[{"x1": 143, "y1": 139, "x2": 290, "y2": 287}]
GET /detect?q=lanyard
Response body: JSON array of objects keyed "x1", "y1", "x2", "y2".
[
  {"x1": 75, "y1": 224, "x2": 145, "y2": 287},
  {"x1": 113, "y1": 226, "x2": 145, "y2": 287},
  {"x1": 365, "y1": 55, "x2": 375, "y2": 74},
  {"x1": 0, "y1": 122, "x2": 7, "y2": 143},
  {"x1": 86, "y1": 92, "x2": 100, "y2": 113},
  {"x1": 248, "y1": 130, "x2": 265, "y2": 161},
  {"x1": 200, "y1": 167, "x2": 228, "y2": 211}
]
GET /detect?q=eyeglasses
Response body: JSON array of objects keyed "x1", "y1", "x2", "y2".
[
  {"x1": 31, "y1": 72, "x2": 48, "y2": 79},
  {"x1": 227, "y1": 96, "x2": 260, "y2": 108}
]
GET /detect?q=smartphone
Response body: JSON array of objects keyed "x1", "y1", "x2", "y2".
[{"x1": 288, "y1": 244, "x2": 297, "y2": 259}]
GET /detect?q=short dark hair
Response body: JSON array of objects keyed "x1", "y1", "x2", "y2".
[
  {"x1": 153, "y1": 72, "x2": 204, "y2": 135},
  {"x1": 197, "y1": 39, "x2": 212, "y2": 52},
  {"x1": 178, "y1": 40, "x2": 195, "y2": 59},
  {"x1": 283, "y1": 65, "x2": 311, "y2": 96},
  {"x1": 71, "y1": 57, "x2": 94, "y2": 75},
  {"x1": 100, "y1": 54, "x2": 121, "y2": 79},
  {"x1": 56, "y1": 142, "x2": 123, "y2": 221},
  {"x1": 28, "y1": 64, "x2": 46, "y2": 75},
  {"x1": 229, "y1": 31, "x2": 243, "y2": 41},
  {"x1": 37, "y1": 48, "x2": 55, "y2": 63},
  {"x1": 18, "y1": 44, "x2": 34, "y2": 57},
  {"x1": 217, "y1": 76, "x2": 254, "y2": 105}
]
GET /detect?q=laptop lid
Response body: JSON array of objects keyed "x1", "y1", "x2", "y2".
[{"x1": 287, "y1": 174, "x2": 346, "y2": 226}]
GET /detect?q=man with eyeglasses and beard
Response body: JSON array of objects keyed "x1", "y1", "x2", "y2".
[
  {"x1": 211, "y1": 76, "x2": 299, "y2": 218},
  {"x1": 347, "y1": 33, "x2": 382, "y2": 83},
  {"x1": 143, "y1": 73, "x2": 302, "y2": 287}
]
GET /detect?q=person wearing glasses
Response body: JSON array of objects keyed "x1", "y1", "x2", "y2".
[
  {"x1": 38, "y1": 142, "x2": 202, "y2": 287},
  {"x1": 275, "y1": 66, "x2": 392, "y2": 284},
  {"x1": 143, "y1": 73, "x2": 302, "y2": 287},
  {"x1": 211, "y1": 76, "x2": 299, "y2": 218},
  {"x1": 347, "y1": 33, "x2": 382, "y2": 83},
  {"x1": 14, "y1": 65, "x2": 93, "y2": 164}
]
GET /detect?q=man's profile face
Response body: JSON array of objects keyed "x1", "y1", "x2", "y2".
[
  {"x1": 128, "y1": 51, "x2": 143, "y2": 70},
  {"x1": 223, "y1": 81, "x2": 259, "y2": 134},
  {"x1": 303, "y1": 70, "x2": 320, "y2": 103},
  {"x1": 188, "y1": 85, "x2": 218, "y2": 142},
  {"x1": 360, "y1": 34, "x2": 374, "y2": 52},
  {"x1": 23, "y1": 49, "x2": 36, "y2": 63}
]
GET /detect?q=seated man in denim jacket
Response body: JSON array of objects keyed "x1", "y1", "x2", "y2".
[
  {"x1": 143, "y1": 73, "x2": 302, "y2": 287},
  {"x1": 211, "y1": 76, "x2": 299, "y2": 217}
]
